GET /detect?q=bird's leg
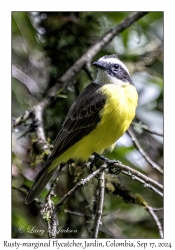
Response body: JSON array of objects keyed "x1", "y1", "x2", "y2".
[
  {"x1": 93, "y1": 152, "x2": 121, "y2": 175},
  {"x1": 89, "y1": 153, "x2": 100, "y2": 172}
]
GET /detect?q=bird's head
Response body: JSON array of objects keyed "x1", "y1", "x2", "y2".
[{"x1": 93, "y1": 54, "x2": 133, "y2": 86}]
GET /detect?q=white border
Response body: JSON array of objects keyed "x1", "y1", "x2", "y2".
[{"x1": 0, "y1": 0, "x2": 175, "y2": 247}]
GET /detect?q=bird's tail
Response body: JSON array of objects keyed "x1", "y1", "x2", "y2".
[{"x1": 25, "y1": 160, "x2": 59, "y2": 205}]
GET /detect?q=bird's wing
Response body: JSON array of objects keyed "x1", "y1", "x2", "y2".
[
  {"x1": 49, "y1": 83, "x2": 106, "y2": 161},
  {"x1": 25, "y1": 160, "x2": 58, "y2": 204},
  {"x1": 25, "y1": 83, "x2": 106, "y2": 204}
]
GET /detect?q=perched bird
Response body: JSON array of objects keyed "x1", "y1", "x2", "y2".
[{"x1": 25, "y1": 54, "x2": 138, "y2": 204}]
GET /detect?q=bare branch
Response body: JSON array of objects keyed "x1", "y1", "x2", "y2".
[
  {"x1": 12, "y1": 65, "x2": 40, "y2": 95},
  {"x1": 94, "y1": 154, "x2": 163, "y2": 196},
  {"x1": 128, "y1": 44, "x2": 162, "y2": 73},
  {"x1": 12, "y1": 186, "x2": 27, "y2": 195},
  {"x1": 12, "y1": 103, "x2": 51, "y2": 153},
  {"x1": 127, "y1": 128, "x2": 163, "y2": 174},
  {"x1": 134, "y1": 194, "x2": 163, "y2": 238},
  {"x1": 64, "y1": 209, "x2": 93, "y2": 218},
  {"x1": 146, "y1": 206, "x2": 163, "y2": 238},
  {"x1": 84, "y1": 62, "x2": 94, "y2": 81},
  {"x1": 40, "y1": 175, "x2": 60, "y2": 238},
  {"x1": 111, "y1": 162, "x2": 163, "y2": 197},
  {"x1": 34, "y1": 153, "x2": 163, "y2": 239},
  {"x1": 32, "y1": 105, "x2": 51, "y2": 152},
  {"x1": 142, "y1": 127, "x2": 163, "y2": 137},
  {"x1": 54, "y1": 163, "x2": 108, "y2": 213},
  {"x1": 12, "y1": 110, "x2": 32, "y2": 128},
  {"x1": 132, "y1": 121, "x2": 163, "y2": 137},
  {"x1": 92, "y1": 171, "x2": 105, "y2": 238},
  {"x1": 151, "y1": 207, "x2": 163, "y2": 212},
  {"x1": 53, "y1": 154, "x2": 162, "y2": 217}
]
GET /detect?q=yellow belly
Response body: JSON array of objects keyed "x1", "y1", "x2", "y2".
[{"x1": 49, "y1": 83, "x2": 138, "y2": 170}]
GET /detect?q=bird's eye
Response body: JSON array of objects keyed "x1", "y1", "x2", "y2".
[{"x1": 114, "y1": 64, "x2": 119, "y2": 70}]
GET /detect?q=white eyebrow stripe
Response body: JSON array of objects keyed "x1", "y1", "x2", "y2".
[{"x1": 99, "y1": 57, "x2": 129, "y2": 75}]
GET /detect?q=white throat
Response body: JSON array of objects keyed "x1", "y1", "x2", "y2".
[{"x1": 94, "y1": 69, "x2": 128, "y2": 87}]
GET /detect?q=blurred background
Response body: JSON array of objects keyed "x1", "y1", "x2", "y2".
[{"x1": 12, "y1": 12, "x2": 163, "y2": 238}]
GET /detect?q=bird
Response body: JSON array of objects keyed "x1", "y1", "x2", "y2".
[{"x1": 25, "y1": 54, "x2": 138, "y2": 204}]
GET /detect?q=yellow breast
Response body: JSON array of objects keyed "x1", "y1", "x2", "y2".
[
  {"x1": 91, "y1": 83, "x2": 138, "y2": 152},
  {"x1": 100, "y1": 83, "x2": 138, "y2": 138},
  {"x1": 49, "y1": 83, "x2": 138, "y2": 169}
]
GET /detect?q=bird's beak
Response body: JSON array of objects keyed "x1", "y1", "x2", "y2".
[{"x1": 93, "y1": 61, "x2": 106, "y2": 70}]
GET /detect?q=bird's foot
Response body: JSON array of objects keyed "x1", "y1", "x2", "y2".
[{"x1": 92, "y1": 152, "x2": 121, "y2": 175}]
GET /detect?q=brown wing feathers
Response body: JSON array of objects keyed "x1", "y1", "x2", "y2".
[{"x1": 49, "y1": 83, "x2": 106, "y2": 161}]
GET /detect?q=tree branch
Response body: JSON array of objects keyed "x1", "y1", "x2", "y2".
[
  {"x1": 12, "y1": 64, "x2": 40, "y2": 95},
  {"x1": 36, "y1": 154, "x2": 163, "y2": 238},
  {"x1": 151, "y1": 207, "x2": 163, "y2": 212},
  {"x1": 132, "y1": 121, "x2": 163, "y2": 137},
  {"x1": 146, "y1": 205, "x2": 163, "y2": 238},
  {"x1": 40, "y1": 176, "x2": 59, "y2": 238},
  {"x1": 54, "y1": 163, "x2": 108, "y2": 213},
  {"x1": 128, "y1": 43, "x2": 163, "y2": 78},
  {"x1": 52, "y1": 155, "x2": 162, "y2": 217},
  {"x1": 94, "y1": 154, "x2": 163, "y2": 196},
  {"x1": 12, "y1": 109, "x2": 32, "y2": 128},
  {"x1": 92, "y1": 171, "x2": 105, "y2": 238},
  {"x1": 127, "y1": 128, "x2": 163, "y2": 174},
  {"x1": 134, "y1": 194, "x2": 163, "y2": 238},
  {"x1": 84, "y1": 62, "x2": 94, "y2": 81},
  {"x1": 33, "y1": 105, "x2": 51, "y2": 152},
  {"x1": 40, "y1": 166, "x2": 63, "y2": 238},
  {"x1": 64, "y1": 209, "x2": 93, "y2": 218},
  {"x1": 106, "y1": 159, "x2": 163, "y2": 197}
]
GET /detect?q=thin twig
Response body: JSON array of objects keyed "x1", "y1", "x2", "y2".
[
  {"x1": 134, "y1": 194, "x2": 163, "y2": 238},
  {"x1": 116, "y1": 161, "x2": 163, "y2": 197},
  {"x1": 142, "y1": 127, "x2": 163, "y2": 137},
  {"x1": 12, "y1": 105, "x2": 51, "y2": 153},
  {"x1": 128, "y1": 43, "x2": 163, "y2": 77},
  {"x1": 64, "y1": 209, "x2": 93, "y2": 218},
  {"x1": 127, "y1": 128, "x2": 163, "y2": 174},
  {"x1": 84, "y1": 62, "x2": 94, "y2": 81},
  {"x1": 12, "y1": 110, "x2": 32, "y2": 128},
  {"x1": 40, "y1": 167, "x2": 62, "y2": 238},
  {"x1": 151, "y1": 207, "x2": 163, "y2": 212},
  {"x1": 92, "y1": 171, "x2": 105, "y2": 238},
  {"x1": 54, "y1": 163, "x2": 108, "y2": 213},
  {"x1": 132, "y1": 121, "x2": 163, "y2": 137},
  {"x1": 146, "y1": 205, "x2": 163, "y2": 238},
  {"x1": 12, "y1": 186, "x2": 27, "y2": 194}
]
